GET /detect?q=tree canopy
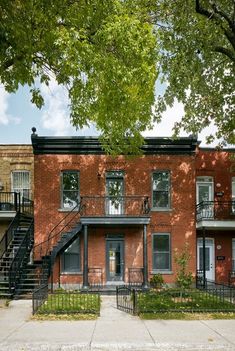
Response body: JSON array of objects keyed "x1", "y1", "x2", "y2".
[
  {"x1": 0, "y1": 0, "x2": 157, "y2": 154},
  {"x1": 155, "y1": 0, "x2": 235, "y2": 145},
  {"x1": 0, "y1": 1, "x2": 234, "y2": 153}
]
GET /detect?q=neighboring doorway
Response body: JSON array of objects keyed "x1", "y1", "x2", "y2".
[
  {"x1": 106, "y1": 237, "x2": 124, "y2": 282},
  {"x1": 197, "y1": 238, "x2": 215, "y2": 281}
]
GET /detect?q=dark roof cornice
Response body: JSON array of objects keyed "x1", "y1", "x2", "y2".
[{"x1": 31, "y1": 132, "x2": 197, "y2": 155}]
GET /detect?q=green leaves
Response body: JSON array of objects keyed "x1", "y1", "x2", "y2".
[
  {"x1": 0, "y1": 0, "x2": 158, "y2": 154},
  {"x1": 154, "y1": 0, "x2": 235, "y2": 145}
]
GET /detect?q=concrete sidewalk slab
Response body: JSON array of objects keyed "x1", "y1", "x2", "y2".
[{"x1": 0, "y1": 297, "x2": 235, "y2": 350}]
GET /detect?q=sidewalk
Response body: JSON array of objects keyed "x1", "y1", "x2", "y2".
[{"x1": 0, "y1": 296, "x2": 235, "y2": 350}]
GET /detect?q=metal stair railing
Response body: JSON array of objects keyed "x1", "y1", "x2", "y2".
[
  {"x1": 34, "y1": 201, "x2": 82, "y2": 259},
  {"x1": 8, "y1": 220, "x2": 34, "y2": 294},
  {"x1": 32, "y1": 202, "x2": 83, "y2": 314},
  {"x1": 0, "y1": 212, "x2": 21, "y2": 260}
]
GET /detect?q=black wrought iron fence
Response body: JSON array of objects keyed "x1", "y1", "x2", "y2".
[
  {"x1": 137, "y1": 288, "x2": 235, "y2": 313},
  {"x1": 32, "y1": 283, "x2": 49, "y2": 314},
  {"x1": 116, "y1": 286, "x2": 137, "y2": 314},
  {"x1": 88, "y1": 267, "x2": 103, "y2": 289},
  {"x1": 33, "y1": 289, "x2": 100, "y2": 315}
]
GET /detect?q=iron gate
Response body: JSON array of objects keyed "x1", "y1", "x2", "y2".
[{"x1": 116, "y1": 286, "x2": 137, "y2": 315}]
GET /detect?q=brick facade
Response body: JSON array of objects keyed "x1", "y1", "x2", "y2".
[
  {"x1": 34, "y1": 151, "x2": 196, "y2": 285},
  {"x1": 196, "y1": 149, "x2": 235, "y2": 284},
  {"x1": 0, "y1": 145, "x2": 34, "y2": 240}
]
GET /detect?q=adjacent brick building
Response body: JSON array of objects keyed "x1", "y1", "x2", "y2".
[{"x1": 0, "y1": 145, "x2": 34, "y2": 240}]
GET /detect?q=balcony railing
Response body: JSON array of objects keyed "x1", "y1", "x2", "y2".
[
  {"x1": 0, "y1": 192, "x2": 33, "y2": 215},
  {"x1": 0, "y1": 192, "x2": 20, "y2": 212},
  {"x1": 196, "y1": 201, "x2": 235, "y2": 222},
  {"x1": 80, "y1": 196, "x2": 150, "y2": 217}
]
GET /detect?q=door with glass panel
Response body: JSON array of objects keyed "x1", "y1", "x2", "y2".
[
  {"x1": 106, "y1": 239, "x2": 124, "y2": 282},
  {"x1": 106, "y1": 172, "x2": 124, "y2": 215},
  {"x1": 196, "y1": 177, "x2": 214, "y2": 219},
  {"x1": 197, "y1": 238, "x2": 215, "y2": 281}
]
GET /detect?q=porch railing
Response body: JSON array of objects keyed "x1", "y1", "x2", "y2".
[
  {"x1": 80, "y1": 195, "x2": 150, "y2": 217},
  {"x1": 196, "y1": 201, "x2": 235, "y2": 221},
  {"x1": 0, "y1": 212, "x2": 21, "y2": 259},
  {"x1": 128, "y1": 268, "x2": 143, "y2": 287}
]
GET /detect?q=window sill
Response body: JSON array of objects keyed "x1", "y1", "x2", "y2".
[
  {"x1": 151, "y1": 270, "x2": 173, "y2": 275},
  {"x1": 58, "y1": 208, "x2": 79, "y2": 212},
  {"x1": 151, "y1": 208, "x2": 172, "y2": 212},
  {"x1": 61, "y1": 271, "x2": 82, "y2": 275}
]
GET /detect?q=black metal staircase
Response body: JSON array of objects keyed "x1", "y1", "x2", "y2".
[{"x1": 0, "y1": 212, "x2": 34, "y2": 298}]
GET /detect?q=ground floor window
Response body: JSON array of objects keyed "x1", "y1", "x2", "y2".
[
  {"x1": 62, "y1": 237, "x2": 80, "y2": 273},
  {"x1": 152, "y1": 233, "x2": 171, "y2": 271}
]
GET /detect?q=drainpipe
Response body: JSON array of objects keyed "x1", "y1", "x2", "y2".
[
  {"x1": 143, "y1": 224, "x2": 148, "y2": 289},
  {"x1": 203, "y1": 226, "x2": 206, "y2": 289},
  {"x1": 83, "y1": 225, "x2": 89, "y2": 289}
]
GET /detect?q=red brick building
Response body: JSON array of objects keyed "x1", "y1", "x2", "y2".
[
  {"x1": 196, "y1": 148, "x2": 235, "y2": 285},
  {"x1": 32, "y1": 132, "x2": 198, "y2": 289}
]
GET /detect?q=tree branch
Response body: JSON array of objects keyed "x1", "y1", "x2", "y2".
[{"x1": 214, "y1": 46, "x2": 235, "y2": 62}]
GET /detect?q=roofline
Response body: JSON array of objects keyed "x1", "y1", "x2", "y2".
[
  {"x1": 31, "y1": 131, "x2": 198, "y2": 155},
  {"x1": 199, "y1": 147, "x2": 235, "y2": 152}
]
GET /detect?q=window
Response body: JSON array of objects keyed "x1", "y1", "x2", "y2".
[
  {"x1": 62, "y1": 238, "x2": 80, "y2": 273},
  {"x1": 232, "y1": 178, "x2": 235, "y2": 213},
  {"x1": 106, "y1": 171, "x2": 124, "y2": 215},
  {"x1": 152, "y1": 171, "x2": 170, "y2": 209},
  {"x1": 61, "y1": 171, "x2": 79, "y2": 209},
  {"x1": 196, "y1": 176, "x2": 214, "y2": 204},
  {"x1": 11, "y1": 171, "x2": 30, "y2": 199},
  {"x1": 232, "y1": 239, "x2": 235, "y2": 271},
  {"x1": 152, "y1": 233, "x2": 171, "y2": 271}
]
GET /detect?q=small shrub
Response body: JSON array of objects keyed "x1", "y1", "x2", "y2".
[
  {"x1": 175, "y1": 244, "x2": 193, "y2": 294},
  {"x1": 150, "y1": 273, "x2": 164, "y2": 289}
]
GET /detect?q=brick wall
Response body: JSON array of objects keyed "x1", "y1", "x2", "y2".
[{"x1": 34, "y1": 153, "x2": 196, "y2": 284}]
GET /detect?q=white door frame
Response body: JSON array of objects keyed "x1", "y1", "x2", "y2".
[{"x1": 197, "y1": 238, "x2": 215, "y2": 281}]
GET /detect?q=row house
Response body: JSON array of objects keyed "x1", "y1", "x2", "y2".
[
  {"x1": 32, "y1": 131, "x2": 197, "y2": 288},
  {"x1": 0, "y1": 131, "x2": 234, "y2": 297}
]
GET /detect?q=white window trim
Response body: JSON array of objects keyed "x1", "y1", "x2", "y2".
[{"x1": 11, "y1": 170, "x2": 31, "y2": 200}]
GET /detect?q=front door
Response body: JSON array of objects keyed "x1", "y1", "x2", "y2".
[
  {"x1": 106, "y1": 239, "x2": 124, "y2": 282},
  {"x1": 197, "y1": 238, "x2": 215, "y2": 281}
]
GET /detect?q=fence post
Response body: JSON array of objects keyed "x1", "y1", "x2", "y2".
[{"x1": 133, "y1": 289, "x2": 137, "y2": 315}]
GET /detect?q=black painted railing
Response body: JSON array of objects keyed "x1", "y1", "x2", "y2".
[
  {"x1": 0, "y1": 192, "x2": 20, "y2": 211},
  {"x1": 128, "y1": 268, "x2": 143, "y2": 287},
  {"x1": 80, "y1": 195, "x2": 150, "y2": 217},
  {"x1": 0, "y1": 212, "x2": 21, "y2": 260},
  {"x1": 196, "y1": 201, "x2": 235, "y2": 221},
  {"x1": 8, "y1": 220, "x2": 34, "y2": 293}
]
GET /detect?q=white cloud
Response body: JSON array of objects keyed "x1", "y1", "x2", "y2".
[
  {"x1": 143, "y1": 100, "x2": 186, "y2": 138},
  {"x1": 40, "y1": 79, "x2": 73, "y2": 136},
  {"x1": 0, "y1": 86, "x2": 21, "y2": 125}
]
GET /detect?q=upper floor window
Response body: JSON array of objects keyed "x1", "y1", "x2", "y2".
[
  {"x1": 11, "y1": 171, "x2": 30, "y2": 199},
  {"x1": 152, "y1": 171, "x2": 170, "y2": 209},
  {"x1": 196, "y1": 176, "x2": 214, "y2": 204},
  {"x1": 152, "y1": 233, "x2": 171, "y2": 271},
  {"x1": 61, "y1": 171, "x2": 79, "y2": 209},
  {"x1": 106, "y1": 171, "x2": 124, "y2": 215}
]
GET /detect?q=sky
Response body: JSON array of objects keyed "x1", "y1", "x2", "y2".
[{"x1": 0, "y1": 80, "x2": 217, "y2": 146}]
